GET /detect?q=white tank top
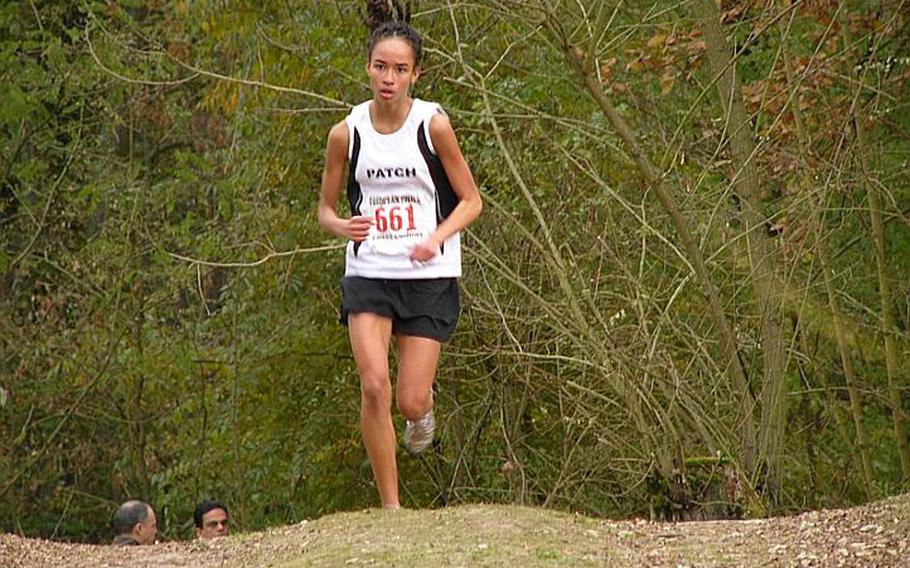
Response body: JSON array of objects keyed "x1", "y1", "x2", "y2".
[{"x1": 343, "y1": 98, "x2": 462, "y2": 279}]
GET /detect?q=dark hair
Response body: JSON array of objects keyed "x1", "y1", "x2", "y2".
[
  {"x1": 113, "y1": 500, "x2": 150, "y2": 535},
  {"x1": 365, "y1": 0, "x2": 410, "y2": 29},
  {"x1": 367, "y1": 20, "x2": 423, "y2": 68},
  {"x1": 194, "y1": 500, "x2": 229, "y2": 528}
]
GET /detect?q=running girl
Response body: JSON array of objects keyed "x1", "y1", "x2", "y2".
[{"x1": 317, "y1": 18, "x2": 482, "y2": 510}]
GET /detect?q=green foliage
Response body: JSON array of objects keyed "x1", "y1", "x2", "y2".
[{"x1": 1, "y1": 0, "x2": 909, "y2": 544}]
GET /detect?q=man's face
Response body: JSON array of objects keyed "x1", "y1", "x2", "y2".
[
  {"x1": 135, "y1": 507, "x2": 158, "y2": 545},
  {"x1": 196, "y1": 508, "x2": 229, "y2": 539}
]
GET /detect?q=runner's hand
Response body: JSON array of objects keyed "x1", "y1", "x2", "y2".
[
  {"x1": 410, "y1": 237, "x2": 440, "y2": 262},
  {"x1": 344, "y1": 215, "x2": 373, "y2": 242}
]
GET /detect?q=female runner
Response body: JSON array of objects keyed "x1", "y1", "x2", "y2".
[{"x1": 317, "y1": 19, "x2": 482, "y2": 509}]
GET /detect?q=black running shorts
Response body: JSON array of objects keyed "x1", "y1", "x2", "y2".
[{"x1": 340, "y1": 276, "x2": 460, "y2": 342}]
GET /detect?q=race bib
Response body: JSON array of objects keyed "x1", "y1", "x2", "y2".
[{"x1": 366, "y1": 193, "x2": 428, "y2": 255}]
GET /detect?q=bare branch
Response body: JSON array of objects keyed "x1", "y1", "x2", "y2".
[{"x1": 166, "y1": 243, "x2": 346, "y2": 269}]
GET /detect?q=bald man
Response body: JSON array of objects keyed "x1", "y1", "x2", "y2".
[{"x1": 111, "y1": 500, "x2": 157, "y2": 546}]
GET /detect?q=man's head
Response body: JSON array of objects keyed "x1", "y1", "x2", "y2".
[
  {"x1": 194, "y1": 500, "x2": 229, "y2": 539},
  {"x1": 113, "y1": 500, "x2": 157, "y2": 545}
]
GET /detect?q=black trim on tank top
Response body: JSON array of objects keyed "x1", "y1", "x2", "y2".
[
  {"x1": 417, "y1": 120, "x2": 459, "y2": 254},
  {"x1": 347, "y1": 127, "x2": 363, "y2": 257}
]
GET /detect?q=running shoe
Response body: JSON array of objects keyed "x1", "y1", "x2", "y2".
[{"x1": 403, "y1": 409, "x2": 435, "y2": 454}]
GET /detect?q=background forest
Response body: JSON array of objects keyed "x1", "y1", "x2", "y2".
[{"x1": 1, "y1": 0, "x2": 908, "y2": 544}]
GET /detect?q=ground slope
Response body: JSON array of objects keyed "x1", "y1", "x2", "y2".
[{"x1": 2, "y1": 495, "x2": 908, "y2": 567}]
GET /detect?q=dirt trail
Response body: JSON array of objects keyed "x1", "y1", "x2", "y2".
[{"x1": 2, "y1": 495, "x2": 908, "y2": 567}]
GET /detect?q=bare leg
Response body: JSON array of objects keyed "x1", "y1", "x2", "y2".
[
  {"x1": 396, "y1": 335, "x2": 442, "y2": 421},
  {"x1": 348, "y1": 312, "x2": 398, "y2": 508}
]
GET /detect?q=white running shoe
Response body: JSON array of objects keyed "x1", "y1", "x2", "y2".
[{"x1": 404, "y1": 409, "x2": 435, "y2": 454}]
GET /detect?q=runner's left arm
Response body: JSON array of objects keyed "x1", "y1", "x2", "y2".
[{"x1": 409, "y1": 112, "x2": 483, "y2": 262}]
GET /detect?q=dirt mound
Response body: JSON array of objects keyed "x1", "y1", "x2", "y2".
[{"x1": 3, "y1": 495, "x2": 908, "y2": 567}]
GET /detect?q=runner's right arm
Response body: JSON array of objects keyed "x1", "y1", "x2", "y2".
[{"x1": 318, "y1": 120, "x2": 372, "y2": 242}]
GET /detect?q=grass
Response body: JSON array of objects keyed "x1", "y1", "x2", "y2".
[
  {"x1": 277, "y1": 504, "x2": 610, "y2": 567},
  {"x1": 278, "y1": 505, "x2": 606, "y2": 568},
  {"x1": 5, "y1": 495, "x2": 908, "y2": 567}
]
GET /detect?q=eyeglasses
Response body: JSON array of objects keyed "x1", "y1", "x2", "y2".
[{"x1": 204, "y1": 519, "x2": 229, "y2": 529}]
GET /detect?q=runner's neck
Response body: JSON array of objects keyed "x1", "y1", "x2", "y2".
[{"x1": 369, "y1": 98, "x2": 414, "y2": 134}]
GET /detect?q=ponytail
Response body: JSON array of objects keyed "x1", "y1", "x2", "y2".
[
  {"x1": 365, "y1": 0, "x2": 410, "y2": 31},
  {"x1": 365, "y1": 1, "x2": 422, "y2": 67}
]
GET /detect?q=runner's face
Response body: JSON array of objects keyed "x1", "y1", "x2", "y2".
[{"x1": 367, "y1": 37, "x2": 419, "y2": 104}]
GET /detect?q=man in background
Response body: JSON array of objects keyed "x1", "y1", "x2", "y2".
[
  {"x1": 111, "y1": 500, "x2": 157, "y2": 546},
  {"x1": 194, "y1": 499, "x2": 230, "y2": 539}
]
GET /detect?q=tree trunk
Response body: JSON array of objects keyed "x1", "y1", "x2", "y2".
[
  {"x1": 840, "y1": 8, "x2": 910, "y2": 485},
  {"x1": 819, "y1": 229, "x2": 876, "y2": 498},
  {"x1": 537, "y1": 4, "x2": 759, "y2": 480},
  {"x1": 859, "y1": 134, "x2": 910, "y2": 486},
  {"x1": 777, "y1": 0, "x2": 864, "y2": 488},
  {"x1": 692, "y1": 0, "x2": 787, "y2": 500},
  {"x1": 776, "y1": 0, "x2": 876, "y2": 498}
]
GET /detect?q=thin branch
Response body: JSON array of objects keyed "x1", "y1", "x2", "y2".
[
  {"x1": 85, "y1": 22, "x2": 199, "y2": 87},
  {"x1": 167, "y1": 243, "x2": 346, "y2": 269},
  {"x1": 86, "y1": 16, "x2": 350, "y2": 108}
]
